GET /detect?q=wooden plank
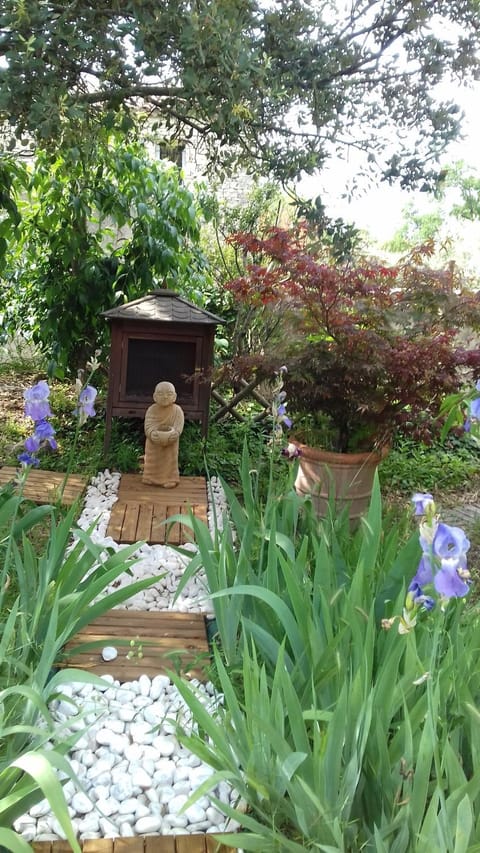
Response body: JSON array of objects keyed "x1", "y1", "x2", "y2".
[
  {"x1": 74, "y1": 611, "x2": 206, "y2": 629},
  {"x1": 105, "y1": 474, "x2": 207, "y2": 545},
  {"x1": 165, "y1": 504, "x2": 182, "y2": 545},
  {"x1": 137, "y1": 503, "x2": 154, "y2": 541},
  {"x1": 83, "y1": 842, "x2": 114, "y2": 853},
  {"x1": 205, "y1": 839, "x2": 229, "y2": 853},
  {"x1": 205, "y1": 838, "x2": 236, "y2": 853},
  {"x1": 47, "y1": 842, "x2": 72, "y2": 853},
  {"x1": 107, "y1": 503, "x2": 204, "y2": 545},
  {"x1": 121, "y1": 502, "x2": 141, "y2": 543},
  {"x1": 174, "y1": 837, "x2": 206, "y2": 853},
  {"x1": 61, "y1": 612, "x2": 208, "y2": 632},
  {"x1": 151, "y1": 503, "x2": 167, "y2": 544},
  {"x1": 113, "y1": 839, "x2": 144, "y2": 853},
  {"x1": 108, "y1": 502, "x2": 127, "y2": 541},
  {"x1": 0, "y1": 467, "x2": 86, "y2": 506},
  {"x1": 193, "y1": 504, "x2": 208, "y2": 526},
  {"x1": 60, "y1": 611, "x2": 209, "y2": 681},
  {"x1": 145, "y1": 839, "x2": 176, "y2": 853}
]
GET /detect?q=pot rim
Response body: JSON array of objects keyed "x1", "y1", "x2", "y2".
[{"x1": 292, "y1": 440, "x2": 389, "y2": 465}]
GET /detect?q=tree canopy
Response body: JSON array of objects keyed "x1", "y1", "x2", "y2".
[
  {"x1": 1, "y1": 0, "x2": 480, "y2": 185},
  {"x1": 1, "y1": 134, "x2": 210, "y2": 375}
]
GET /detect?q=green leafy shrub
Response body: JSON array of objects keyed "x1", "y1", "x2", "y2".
[
  {"x1": 2, "y1": 133, "x2": 211, "y2": 376},
  {"x1": 379, "y1": 434, "x2": 480, "y2": 494},
  {"x1": 0, "y1": 482, "x2": 163, "y2": 850}
]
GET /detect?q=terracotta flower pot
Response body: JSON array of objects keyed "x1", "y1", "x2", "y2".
[{"x1": 293, "y1": 442, "x2": 387, "y2": 523}]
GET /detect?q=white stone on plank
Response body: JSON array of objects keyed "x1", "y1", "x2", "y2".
[{"x1": 101, "y1": 646, "x2": 118, "y2": 662}]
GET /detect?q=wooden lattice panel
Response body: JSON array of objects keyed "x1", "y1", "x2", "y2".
[
  {"x1": 0, "y1": 467, "x2": 87, "y2": 506},
  {"x1": 59, "y1": 611, "x2": 210, "y2": 681},
  {"x1": 107, "y1": 475, "x2": 207, "y2": 545},
  {"x1": 32, "y1": 835, "x2": 235, "y2": 853}
]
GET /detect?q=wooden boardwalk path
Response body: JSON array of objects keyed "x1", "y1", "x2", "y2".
[
  {"x1": 0, "y1": 466, "x2": 87, "y2": 505},
  {"x1": 23, "y1": 470, "x2": 229, "y2": 851},
  {"x1": 59, "y1": 611, "x2": 210, "y2": 681},
  {"x1": 107, "y1": 475, "x2": 207, "y2": 545}
]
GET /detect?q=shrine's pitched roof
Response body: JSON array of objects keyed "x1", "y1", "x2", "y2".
[{"x1": 102, "y1": 290, "x2": 224, "y2": 324}]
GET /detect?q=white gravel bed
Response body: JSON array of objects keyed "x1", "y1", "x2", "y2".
[
  {"x1": 15, "y1": 470, "x2": 237, "y2": 843},
  {"x1": 15, "y1": 674, "x2": 236, "y2": 842}
]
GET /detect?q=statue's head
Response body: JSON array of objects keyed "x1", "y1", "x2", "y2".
[{"x1": 153, "y1": 381, "x2": 177, "y2": 405}]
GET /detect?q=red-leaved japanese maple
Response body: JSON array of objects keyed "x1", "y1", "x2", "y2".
[{"x1": 224, "y1": 225, "x2": 480, "y2": 452}]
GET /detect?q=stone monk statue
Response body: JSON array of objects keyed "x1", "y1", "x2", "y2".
[{"x1": 142, "y1": 381, "x2": 185, "y2": 487}]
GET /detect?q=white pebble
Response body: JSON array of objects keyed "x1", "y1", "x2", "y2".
[
  {"x1": 101, "y1": 646, "x2": 118, "y2": 662},
  {"x1": 135, "y1": 816, "x2": 163, "y2": 834}
]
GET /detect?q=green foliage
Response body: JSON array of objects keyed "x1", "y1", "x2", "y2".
[
  {"x1": 0, "y1": 477, "x2": 162, "y2": 845},
  {"x1": 180, "y1": 418, "x2": 270, "y2": 482},
  {"x1": 384, "y1": 203, "x2": 443, "y2": 252},
  {"x1": 446, "y1": 162, "x2": 480, "y2": 222},
  {"x1": 171, "y1": 448, "x2": 480, "y2": 850},
  {"x1": 199, "y1": 181, "x2": 288, "y2": 360},
  {"x1": 1, "y1": 2, "x2": 480, "y2": 185},
  {"x1": 0, "y1": 155, "x2": 28, "y2": 278},
  {"x1": 1, "y1": 133, "x2": 210, "y2": 375},
  {"x1": 379, "y1": 435, "x2": 480, "y2": 494}
]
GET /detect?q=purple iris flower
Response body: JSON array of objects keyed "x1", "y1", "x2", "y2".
[
  {"x1": 75, "y1": 385, "x2": 97, "y2": 424},
  {"x1": 434, "y1": 557, "x2": 471, "y2": 599},
  {"x1": 19, "y1": 379, "x2": 58, "y2": 466},
  {"x1": 411, "y1": 493, "x2": 434, "y2": 516},
  {"x1": 276, "y1": 402, "x2": 292, "y2": 429},
  {"x1": 432, "y1": 523, "x2": 470, "y2": 560},
  {"x1": 470, "y1": 397, "x2": 480, "y2": 419},
  {"x1": 408, "y1": 581, "x2": 435, "y2": 611},
  {"x1": 412, "y1": 555, "x2": 434, "y2": 587},
  {"x1": 18, "y1": 451, "x2": 40, "y2": 467},
  {"x1": 24, "y1": 434, "x2": 41, "y2": 453},
  {"x1": 23, "y1": 380, "x2": 52, "y2": 422},
  {"x1": 34, "y1": 418, "x2": 57, "y2": 449}
]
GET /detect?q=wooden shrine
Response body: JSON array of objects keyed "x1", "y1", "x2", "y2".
[{"x1": 102, "y1": 291, "x2": 223, "y2": 451}]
